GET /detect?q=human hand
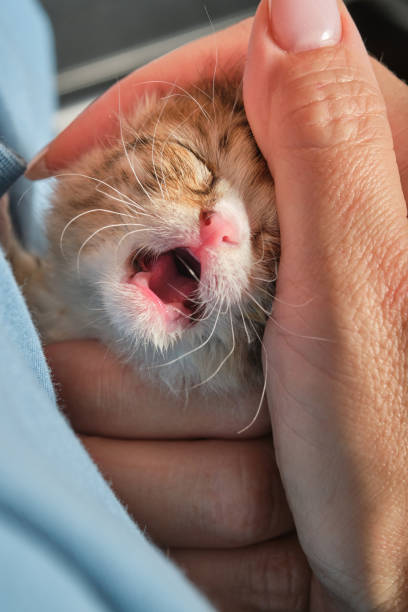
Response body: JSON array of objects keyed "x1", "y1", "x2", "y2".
[
  {"x1": 36, "y1": 1, "x2": 408, "y2": 610},
  {"x1": 244, "y1": 0, "x2": 408, "y2": 609},
  {"x1": 45, "y1": 340, "x2": 301, "y2": 611}
]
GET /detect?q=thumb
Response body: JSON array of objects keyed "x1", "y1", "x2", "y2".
[
  {"x1": 244, "y1": 0, "x2": 408, "y2": 608},
  {"x1": 244, "y1": 0, "x2": 406, "y2": 307}
]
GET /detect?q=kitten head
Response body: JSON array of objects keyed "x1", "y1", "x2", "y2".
[{"x1": 47, "y1": 78, "x2": 279, "y2": 393}]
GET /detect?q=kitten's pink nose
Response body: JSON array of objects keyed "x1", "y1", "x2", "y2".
[{"x1": 200, "y1": 211, "x2": 240, "y2": 248}]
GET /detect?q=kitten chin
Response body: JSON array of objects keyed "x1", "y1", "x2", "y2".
[{"x1": 7, "y1": 77, "x2": 280, "y2": 397}]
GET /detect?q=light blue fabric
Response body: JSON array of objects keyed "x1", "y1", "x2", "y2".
[
  {"x1": 0, "y1": 2, "x2": 213, "y2": 610},
  {"x1": 0, "y1": 0, "x2": 56, "y2": 252}
]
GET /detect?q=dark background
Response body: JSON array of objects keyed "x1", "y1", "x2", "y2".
[
  {"x1": 39, "y1": 0, "x2": 408, "y2": 105},
  {"x1": 40, "y1": 0, "x2": 258, "y2": 71}
]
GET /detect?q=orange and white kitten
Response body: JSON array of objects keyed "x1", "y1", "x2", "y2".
[{"x1": 6, "y1": 78, "x2": 279, "y2": 396}]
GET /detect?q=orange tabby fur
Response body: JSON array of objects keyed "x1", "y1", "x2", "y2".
[{"x1": 5, "y1": 78, "x2": 279, "y2": 396}]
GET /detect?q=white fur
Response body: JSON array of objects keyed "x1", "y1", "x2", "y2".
[{"x1": 47, "y1": 183, "x2": 260, "y2": 393}]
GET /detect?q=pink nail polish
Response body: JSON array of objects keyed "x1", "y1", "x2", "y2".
[
  {"x1": 268, "y1": 0, "x2": 342, "y2": 53},
  {"x1": 25, "y1": 145, "x2": 50, "y2": 180}
]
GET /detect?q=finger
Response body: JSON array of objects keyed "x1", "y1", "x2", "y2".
[
  {"x1": 371, "y1": 58, "x2": 408, "y2": 201},
  {"x1": 25, "y1": 18, "x2": 253, "y2": 180},
  {"x1": 244, "y1": 0, "x2": 408, "y2": 607},
  {"x1": 171, "y1": 536, "x2": 310, "y2": 612},
  {"x1": 45, "y1": 340, "x2": 270, "y2": 439},
  {"x1": 82, "y1": 436, "x2": 292, "y2": 548},
  {"x1": 244, "y1": 1, "x2": 407, "y2": 279}
]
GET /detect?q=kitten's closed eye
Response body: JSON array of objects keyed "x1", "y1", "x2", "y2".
[
  {"x1": 14, "y1": 77, "x2": 280, "y2": 407},
  {"x1": 158, "y1": 141, "x2": 215, "y2": 197}
]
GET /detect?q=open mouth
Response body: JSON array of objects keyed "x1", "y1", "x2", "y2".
[{"x1": 127, "y1": 247, "x2": 202, "y2": 324}]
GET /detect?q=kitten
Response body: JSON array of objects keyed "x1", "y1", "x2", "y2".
[{"x1": 3, "y1": 77, "x2": 279, "y2": 397}]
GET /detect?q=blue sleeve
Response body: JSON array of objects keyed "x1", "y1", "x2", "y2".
[{"x1": 0, "y1": 2, "x2": 213, "y2": 610}]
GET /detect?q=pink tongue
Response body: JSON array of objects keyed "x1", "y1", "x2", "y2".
[{"x1": 148, "y1": 253, "x2": 197, "y2": 304}]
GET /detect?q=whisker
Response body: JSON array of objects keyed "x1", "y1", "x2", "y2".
[
  {"x1": 16, "y1": 184, "x2": 35, "y2": 208},
  {"x1": 252, "y1": 233, "x2": 266, "y2": 266},
  {"x1": 256, "y1": 285, "x2": 276, "y2": 300},
  {"x1": 190, "y1": 307, "x2": 235, "y2": 390},
  {"x1": 165, "y1": 283, "x2": 192, "y2": 302},
  {"x1": 243, "y1": 288, "x2": 272, "y2": 317},
  {"x1": 268, "y1": 316, "x2": 333, "y2": 342},
  {"x1": 94, "y1": 187, "x2": 153, "y2": 217},
  {"x1": 272, "y1": 293, "x2": 314, "y2": 309},
  {"x1": 113, "y1": 225, "x2": 160, "y2": 265},
  {"x1": 251, "y1": 275, "x2": 278, "y2": 283},
  {"x1": 129, "y1": 244, "x2": 148, "y2": 265},
  {"x1": 116, "y1": 86, "x2": 159, "y2": 209},
  {"x1": 250, "y1": 290, "x2": 333, "y2": 342},
  {"x1": 134, "y1": 80, "x2": 211, "y2": 121},
  {"x1": 174, "y1": 253, "x2": 200, "y2": 282},
  {"x1": 251, "y1": 275, "x2": 316, "y2": 310},
  {"x1": 158, "y1": 106, "x2": 201, "y2": 201},
  {"x1": 255, "y1": 285, "x2": 308, "y2": 311},
  {"x1": 169, "y1": 294, "x2": 219, "y2": 323},
  {"x1": 189, "y1": 83, "x2": 212, "y2": 101},
  {"x1": 56, "y1": 169, "x2": 159, "y2": 222},
  {"x1": 56, "y1": 167, "x2": 152, "y2": 219},
  {"x1": 203, "y1": 5, "x2": 218, "y2": 114},
  {"x1": 150, "y1": 87, "x2": 176, "y2": 199},
  {"x1": 59, "y1": 208, "x2": 142, "y2": 255},
  {"x1": 237, "y1": 302, "x2": 252, "y2": 344},
  {"x1": 164, "y1": 280, "x2": 217, "y2": 317},
  {"x1": 226, "y1": 80, "x2": 242, "y2": 140},
  {"x1": 76, "y1": 223, "x2": 149, "y2": 274},
  {"x1": 115, "y1": 224, "x2": 173, "y2": 262},
  {"x1": 151, "y1": 298, "x2": 222, "y2": 368},
  {"x1": 54, "y1": 172, "x2": 137, "y2": 207},
  {"x1": 237, "y1": 317, "x2": 268, "y2": 435}
]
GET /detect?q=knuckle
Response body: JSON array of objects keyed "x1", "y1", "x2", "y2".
[
  {"x1": 205, "y1": 443, "x2": 284, "y2": 546},
  {"x1": 278, "y1": 54, "x2": 389, "y2": 153},
  {"x1": 244, "y1": 540, "x2": 310, "y2": 611}
]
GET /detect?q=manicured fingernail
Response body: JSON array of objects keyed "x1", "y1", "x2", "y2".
[
  {"x1": 25, "y1": 145, "x2": 50, "y2": 180},
  {"x1": 268, "y1": 0, "x2": 342, "y2": 53}
]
